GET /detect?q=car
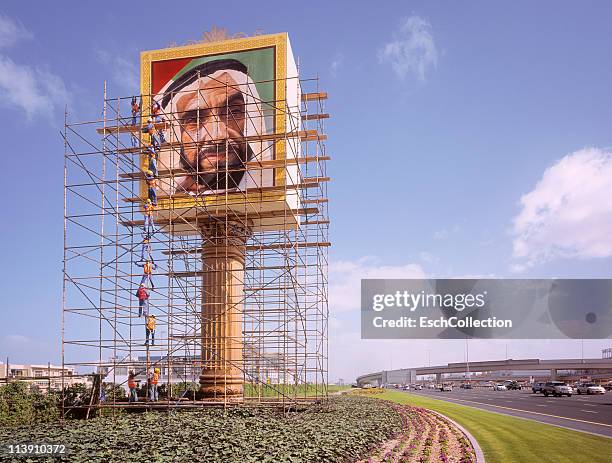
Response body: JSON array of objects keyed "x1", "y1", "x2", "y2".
[
  {"x1": 532, "y1": 382, "x2": 545, "y2": 393},
  {"x1": 460, "y1": 383, "x2": 473, "y2": 389},
  {"x1": 505, "y1": 381, "x2": 522, "y2": 390},
  {"x1": 441, "y1": 383, "x2": 453, "y2": 391},
  {"x1": 542, "y1": 381, "x2": 573, "y2": 397},
  {"x1": 494, "y1": 384, "x2": 507, "y2": 391},
  {"x1": 602, "y1": 381, "x2": 612, "y2": 391},
  {"x1": 413, "y1": 384, "x2": 423, "y2": 390},
  {"x1": 576, "y1": 383, "x2": 606, "y2": 395}
]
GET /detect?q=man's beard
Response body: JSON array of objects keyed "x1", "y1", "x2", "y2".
[{"x1": 179, "y1": 142, "x2": 253, "y2": 192}]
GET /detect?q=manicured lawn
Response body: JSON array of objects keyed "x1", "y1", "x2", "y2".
[{"x1": 376, "y1": 390, "x2": 612, "y2": 463}]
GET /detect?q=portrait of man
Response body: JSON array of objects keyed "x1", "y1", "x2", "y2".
[{"x1": 150, "y1": 49, "x2": 276, "y2": 195}]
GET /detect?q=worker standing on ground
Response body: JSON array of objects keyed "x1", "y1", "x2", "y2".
[
  {"x1": 128, "y1": 370, "x2": 139, "y2": 402},
  {"x1": 145, "y1": 314, "x2": 156, "y2": 346},
  {"x1": 136, "y1": 284, "x2": 149, "y2": 317},
  {"x1": 149, "y1": 367, "x2": 160, "y2": 402}
]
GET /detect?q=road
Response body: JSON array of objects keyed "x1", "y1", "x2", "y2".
[{"x1": 401, "y1": 387, "x2": 612, "y2": 438}]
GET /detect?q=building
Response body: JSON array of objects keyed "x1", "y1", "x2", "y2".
[
  {"x1": 603, "y1": 348, "x2": 612, "y2": 359},
  {"x1": 0, "y1": 362, "x2": 85, "y2": 393}
]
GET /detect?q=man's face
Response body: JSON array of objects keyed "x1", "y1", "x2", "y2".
[{"x1": 174, "y1": 72, "x2": 249, "y2": 192}]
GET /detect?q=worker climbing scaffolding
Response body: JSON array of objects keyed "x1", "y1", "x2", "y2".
[
  {"x1": 131, "y1": 96, "x2": 140, "y2": 125},
  {"x1": 143, "y1": 199, "x2": 156, "y2": 238},
  {"x1": 145, "y1": 170, "x2": 157, "y2": 205},
  {"x1": 151, "y1": 100, "x2": 161, "y2": 122},
  {"x1": 143, "y1": 117, "x2": 161, "y2": 148},
  {"x1": 146, "y1": 145, "x2": 158, "y2": 176},
  {"x1": 136, "y1": 108, "x2": 161, "y2": 359},
  {"x1": 136, "y1": 284, "x2": 149, "y2": 317}
]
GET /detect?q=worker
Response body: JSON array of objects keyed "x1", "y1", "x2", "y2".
[
  {"x1": 147, "y1": 148, "x2": 158, "y2": 177},
  {"x1": 151, "y1": 127, "x2": 161, "y2": 149},
  {"x1": 145, "y1": 170, "x2": 157, "y2": 206},
  {"x1": 149, "y1": 367, "x2": 160, "y2": 402},
  {"x1": 158, "y1": 128, "x2": 166, "y2": 144},
  {"x1": 136, "y1": 284, "x2": 149, "y2": 317},
  {"x1": 143, "y1": 199, "x2": 156, "y2": 238},
  {"x1": 136, "y1": 259, "x2": 157, "y2": 288},
  {"x1": 130, "y1": 133, "x2": 139, "y2": 148},
  {"x1": 151, "y1": 101, "x2": 161, "y2": 122},
  {"x1": 143, "y1": 117, "x2": 155, "y2": 134},
  {"x1": 128, "y1": 370, "x2": 139, "y2": 402},
  {"x1": 140, "y1": 237, "x2": 153, "y2": 262},
  {"x1": 143, "y1": 117, "x2": 161, "y2": 148},
  {"x1": 131, "y1": 97, "x2": 140, "y2": 126},
  {"x1": 145, "y1": 314, "x2": 156, "y2": 346}
]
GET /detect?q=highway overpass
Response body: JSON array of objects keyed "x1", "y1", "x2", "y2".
[{"x1": 356, "y1": 358, "x2": 612, "y2": 386}]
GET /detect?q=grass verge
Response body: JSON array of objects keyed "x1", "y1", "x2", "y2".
[{"x1": 376, "y1": 390, "x2": 612, "y2": 463}]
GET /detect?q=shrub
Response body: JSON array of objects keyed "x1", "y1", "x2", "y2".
[{"x1": 0, "y1": 382, "x2": 59, "y2": 427}]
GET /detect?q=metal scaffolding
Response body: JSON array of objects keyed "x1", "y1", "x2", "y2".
[{"x1": 61, "y1": 67, "x2": 329, "y2": 413}]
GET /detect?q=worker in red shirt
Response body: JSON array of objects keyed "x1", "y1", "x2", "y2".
[
  {"x1": 131, "y1": 96, "x2": 140, "y2": 126},
  {"x1": 151, "y1": 101, "x2": 161, "y2": 122},
  {"x1": 128, "y1": 370, "x2": 139, "y2": 402},
  {"x1": 136, "y1": 284, "x2": 149, "y2": 317}
]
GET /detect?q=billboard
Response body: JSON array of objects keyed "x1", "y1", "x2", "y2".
[{"x1": 140, "y1": 33, "x2": 301, "y2": 233}]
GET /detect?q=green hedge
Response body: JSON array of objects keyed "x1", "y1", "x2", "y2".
[{"x1": 0, "y1": 382, "x2": 58, "y2": 427}]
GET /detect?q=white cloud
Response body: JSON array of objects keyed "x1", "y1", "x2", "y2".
[
  {"x1": 0, "y1": 13, "x2": 32, "y2": 49},
  {"x1": 96, "y1": 50, "x2": 138, "y2": 93},
  {"x1": 378, "y1": 15, "x2": 438, "y2": 82},
  {"x1": 330, "y1": 52, "x2": 343, "y2": 78},
  {"x1": 0, "y1": 55, "x2": 70, "y2": 119},
  {"x1": 330, "y1": 257, "x2": 426, "y2": 312},
  {"x1": 0, "y1": 13, "x2": 69, "y2": 119},
  {"x1": 512, "y1": 147, "x2": 612, "y2": 268},
  {"x1": 433, "y1": 225, "x2": 459, "y2": 240},
  {"x1": 4, "y1": 334, "x2": 30, "y2": 345}
]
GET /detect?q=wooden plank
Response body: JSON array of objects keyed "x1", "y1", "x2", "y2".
[
  {"x1": 96, "y1": 122, "x2": 169, "y2": 135},
  {"x1": 301, "y1": 220, "x2": 330, "y2": 226},
  {"x1": 121, "y1": 177, "x2": 330, "y2": 203},
  {"x1": 301, "y1": 92, "x2": 328, "y2": 101},
  {"x1": 301, "y1": 113, "x2": 330, "y2": 121},
  {"x1": 164, "y1": 241, "x2": 331, "y2": 255},
  {"x1": 120, "y1": 207, "x2": 320, "y2": 227},
  {"x1": 302, "y1": 198, "x2": 328, "y2": 205},
  {"x1": 118, "y1": 156, "x2": 331, "y2": 179},
  {"x1": 104, "y1": 129, "x2": 324, "y2": 145}
]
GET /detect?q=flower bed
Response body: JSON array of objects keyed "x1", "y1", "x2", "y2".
[
  {"x1": 359, "y1": 404, "x2": 476, "y2": 463},
  {"x1": 0, "y1": 396, "x2": 401, "y2": 463}
]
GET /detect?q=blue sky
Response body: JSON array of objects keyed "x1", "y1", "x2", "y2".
[{"x1": 1, "y1": 1, "x2": 611, "y2": 381}]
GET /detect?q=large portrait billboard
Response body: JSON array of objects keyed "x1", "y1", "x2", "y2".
[{"x1": 140, "y1": 33, "x2": 301, "y2": 233}]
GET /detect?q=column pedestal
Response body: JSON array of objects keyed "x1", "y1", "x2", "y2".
[{"x1": 199, "y1": 221, "x2": 249, "y2": 398}]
